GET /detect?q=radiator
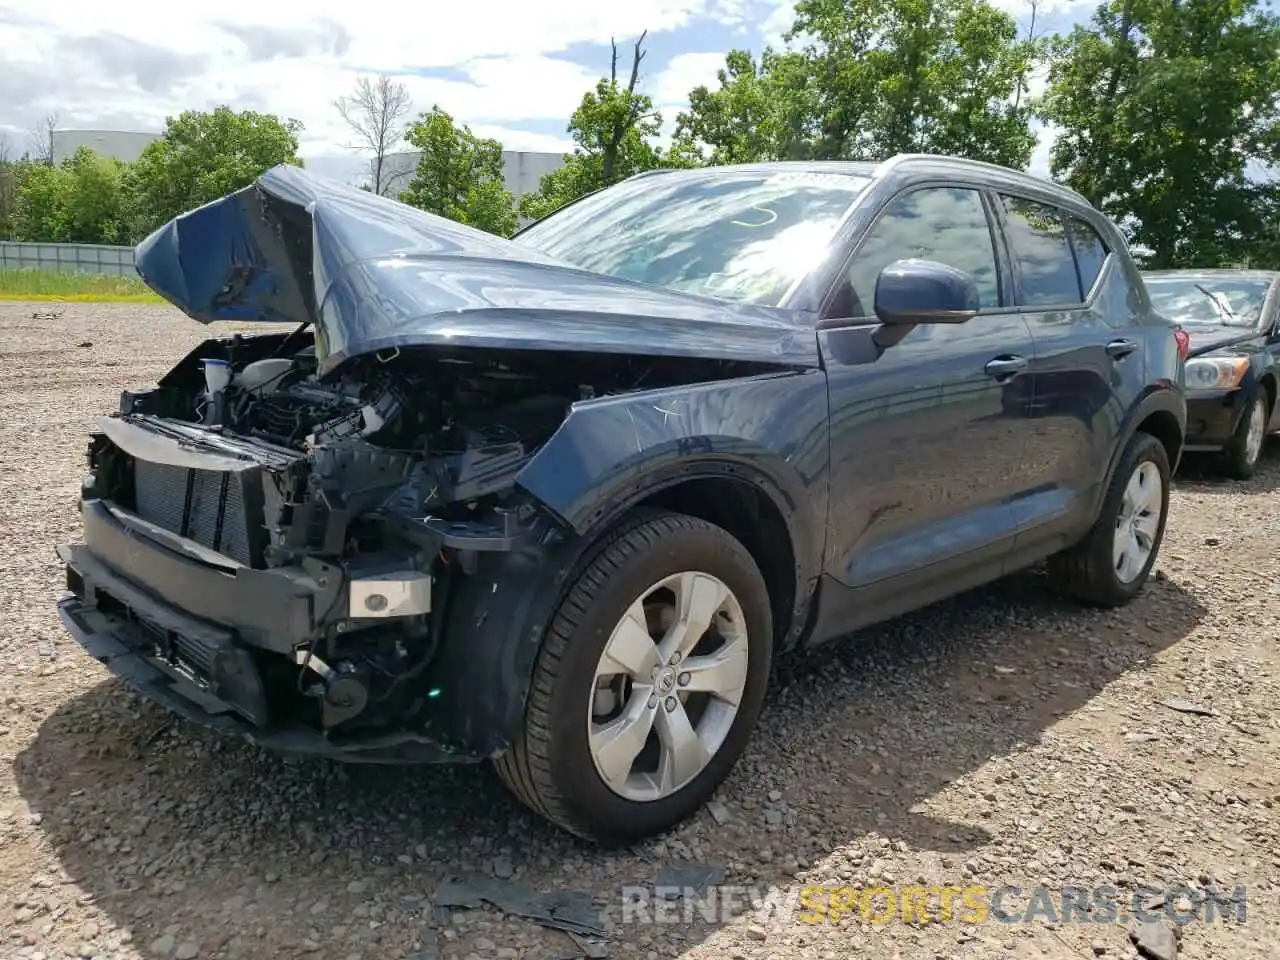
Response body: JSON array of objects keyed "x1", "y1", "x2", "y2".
[{"x1": 133, "y1": 460, "x2": 255, "y2": 566}]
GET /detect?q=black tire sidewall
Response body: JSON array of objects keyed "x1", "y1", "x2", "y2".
[
  {"x1": 1097, "y1": 433, "x2": 1171, "y2": 599},
  {"x1": 1226, "y1": 393, "x2": 1266, "y2": 477},
  {"x1": 543, "y1": 519, "x2": 773, "y2": 842}
]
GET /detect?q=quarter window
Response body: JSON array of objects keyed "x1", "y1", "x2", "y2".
[
  {"x1": 1065, "y1": 214, "x2": 1109, "y2": 295},
  {"x1": 1000, "y1": 196, "x2": 1082, "y2": 307},
  {"x1": 846, "y1": 186, "x2": 1000, "y2": 317}
]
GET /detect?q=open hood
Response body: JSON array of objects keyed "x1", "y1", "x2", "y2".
[{"x1": 133, "y1": 164, "x2": 820, "y2": 376}]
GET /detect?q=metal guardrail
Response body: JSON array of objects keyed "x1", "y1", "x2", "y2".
[{"x1": 0, "y1": 241, "x2": 137, "y2": 277}]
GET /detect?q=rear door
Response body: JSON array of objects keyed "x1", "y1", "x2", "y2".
[{"x1": 995, "y1": 193, "x2": 1146, "y2": 558}]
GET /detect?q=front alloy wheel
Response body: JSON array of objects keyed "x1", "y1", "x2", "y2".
[
  {"x1": 588, "y1": 571, "x2": 750, "y2": 803},
  {"x1": 494, "y1": 509, "x2": 773, "y2": 845}
]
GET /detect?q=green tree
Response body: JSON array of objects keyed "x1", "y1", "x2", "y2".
[
  {"x1": 400, "y1": 106, "x2": 518, "y2": 237},
  {"x1": 10, "y1": 161, "x2": 68, "y2": 242},
  {"x1": 1260, "y1": 182, "x2": 1280, "y2": 266},
  {"x1": 672, "y1": 49, "x2": 817, "y2": 164},
  {"x1": 10, "y1": 147, "x2": 129, "y2": 244},
  {"x1": 127, "y1": 107, "x2": 303, "y2": 236},
  {"x1": 0, "y1": 135, "x2": 27, "y2": 240},
  {"x1": 676, "y1": 0, "x2": 1040, "y2": 168},
  {"x1": 62, "y1": 147, "x2": 130, "y2": 243},
  {"x1": 1041, "y1": 0, "x2": 1280, "y2": 266},
  {"x1": 519, "y1": 33, "x2": 675, "y2": 222}
]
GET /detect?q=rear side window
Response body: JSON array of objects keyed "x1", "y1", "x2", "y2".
[
  {"x1": 1065, "y1": 215, "x2": 1109, "y2": 295},
  {"x1": 1000, "y1": 196, "x2": 1082, "y2": 307}
]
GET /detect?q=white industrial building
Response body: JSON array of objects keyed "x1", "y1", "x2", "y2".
[
  {"x1": 373, "y1": 149, "x2": 563, "y2": 200},
  {"x1": 51, "y1": 129, "x2": 159, "y2": 164}
]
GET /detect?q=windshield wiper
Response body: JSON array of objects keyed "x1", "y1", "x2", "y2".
[{"x1": 1194, "y1": 284, "x2": 1237, "y2": 324}]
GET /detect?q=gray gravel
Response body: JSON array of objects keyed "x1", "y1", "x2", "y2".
[{"x1": 1, "y1": 302, "x2": 1278, "y2": 960}]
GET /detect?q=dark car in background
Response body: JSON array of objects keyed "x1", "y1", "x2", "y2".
[
  {"x1": 57, "y1": 156, "x2": 1185, "y2": 845},
  {"x1": 1144, "y1": 269, "x2": 1280, "y2": 479}
]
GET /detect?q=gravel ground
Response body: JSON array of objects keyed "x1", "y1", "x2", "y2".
[{"x1": 1, "y1": 302, "x2": 1278, "y2": 960}]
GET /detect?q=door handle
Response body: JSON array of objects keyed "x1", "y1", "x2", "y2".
[
  {"x1": 1106, "y1": 338, "x2": 1138, "y2": 360},
  {"x1": 984, "y1": 355, "x2": 1029, "y2": 378}
]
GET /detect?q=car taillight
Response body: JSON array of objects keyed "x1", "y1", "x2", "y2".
[{"x1": 1173, "y1": 327, "x2": 1190, "y2": 362}]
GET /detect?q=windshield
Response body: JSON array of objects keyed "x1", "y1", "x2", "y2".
[
  {"x1": 515, "y1": 169, "x2": 872, "y2": 307},
  {"x1": 1144, "y1": 276, "x2": 1273, "y2": 329}
]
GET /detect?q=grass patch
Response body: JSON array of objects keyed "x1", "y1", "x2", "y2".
[{"x1": 0, "y1": 268, "x2": 163, "y2": 303}]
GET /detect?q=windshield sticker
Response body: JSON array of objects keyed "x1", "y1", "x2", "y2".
[{"x1": 763, "y1": 171, "x2": 867, "y2": 191}]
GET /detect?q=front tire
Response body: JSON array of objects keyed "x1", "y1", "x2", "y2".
[
  {"x1": 1048, "y1": 431, "x2": 1171, "y2": 607},
  {"x1": 493, "y1": 509, "x2": 773, "y2": 845},
  {"x1": 1221, "y1": 392, "x2": 1268, "y2": 480}
]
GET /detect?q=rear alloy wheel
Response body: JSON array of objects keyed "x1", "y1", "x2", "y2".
[
  {"x1": 1048, "y1": 431, "x2": 1171, "y2": 607},
  {"x1": 1222, "y1": 393, "x2": 1268, "y2": 481},
  {"x1": 493, "y1": 510, "x2": 773, "y2": 845},
  {"x1": 1112, "y1": 460, "x2": 1163, "y2": 585}
]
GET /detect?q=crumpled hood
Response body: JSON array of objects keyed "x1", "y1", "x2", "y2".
[{"x1": 133, "y1": 164, "x2": 819, "y2": 375}]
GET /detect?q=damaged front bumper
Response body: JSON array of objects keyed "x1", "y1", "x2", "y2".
[
  {"x1": 57, "y1": 596, "x2": 464, "y2": 763},
  {"x1": 57, "y1": 499, "x2": 473, "y2": 763},
  {"x1": 56, "y1": 403, "x2": 583, "y2": 763}
]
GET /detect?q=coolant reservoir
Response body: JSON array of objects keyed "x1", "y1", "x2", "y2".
[{"x1": 234, "y1": 358, "x2": 294, "y2": 395}]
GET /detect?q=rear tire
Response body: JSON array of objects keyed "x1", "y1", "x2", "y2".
[
  {"x1": 1048, "y1": 431, "x2": 1170, "y2": 607},
  {"x1": 493, "y1": 509, "x2": 773, "y2": 845},
  {"x1": 1220, "y1": 392, "x2": 1268, "y2": 481}
]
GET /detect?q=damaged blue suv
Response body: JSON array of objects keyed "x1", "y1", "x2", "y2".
[{"x1": 57, "y1": 156, "x2": 1186, "y2": 844}]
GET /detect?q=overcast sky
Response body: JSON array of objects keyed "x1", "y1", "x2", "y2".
[{"x1": 0, "y1": 0, "x2": 1091, "y2": 185}]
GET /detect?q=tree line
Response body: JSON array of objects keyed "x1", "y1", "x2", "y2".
[{"x1": 2, "y1": 0, "x2": 1277, "y2": 268}]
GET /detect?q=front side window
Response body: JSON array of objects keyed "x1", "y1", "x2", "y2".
[
  {"x1": 845, "y1": 186, "x2": 1001, "y2": 317},
  {"x1": 515, "y1": 169, "x2": 873, "y2": 307},
  {"x1": 1144, "y1": 276, "x2": 1274, "y2": 329},
  {"x1": 1000, "y1": 196, "x2": 1083, "y2": 307}
]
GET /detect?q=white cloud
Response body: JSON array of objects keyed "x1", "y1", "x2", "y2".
[
  {"x1": 0, "y1": 0, "x2": 744, "y2": 169},
  {"x1": 649, "y1": 51, "x2": 728, "y2": 145},
  {"x1": 653, "y1": 52, "x2": 729, "y2": 107},
  {"x1": 1028, "y1": 122, "x2": 1059, "y2": 177},
  {"x1": 761, "y1": 0, "x2": 797, "y2": 47}
]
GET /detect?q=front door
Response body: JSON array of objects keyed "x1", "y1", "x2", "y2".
[{"x1": 811, "y1": 183, "x2": 1038, "y2": 641}]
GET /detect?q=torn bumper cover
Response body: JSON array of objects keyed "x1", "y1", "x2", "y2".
[
  {"x1": 57, "y1": 489, "x2": 575, "y2": 763},
  {"x1": 58, "y1": 598, "x2": 464, "y2": 764},
  {"x1": 56, "y1": 499, "x2": 467, "y2": 762}
]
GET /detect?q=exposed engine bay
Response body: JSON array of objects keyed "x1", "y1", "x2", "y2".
[{"x1": 78, "y1": 328, "x2": 774, "y2": 745}]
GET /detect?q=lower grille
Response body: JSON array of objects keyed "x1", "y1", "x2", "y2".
[{"x1": 134, "y1": 460, "x2": 255, "y2": 565}]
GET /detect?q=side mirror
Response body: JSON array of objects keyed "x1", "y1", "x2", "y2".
[{"x1": 874, "y1": 259, "x2": 980, "y2": 326}]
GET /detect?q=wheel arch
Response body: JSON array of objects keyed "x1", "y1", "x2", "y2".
[
  {"x1": 1095, "y1": 387, "x2": 1185, "y2": 518},
  {"x1": 421, "y1": 463, "x2": 820, "y2": 761},
  {"x1": 422, "y1": 373, "x2": 831, "y2": 757},
  {"x1": 630, "y1": 473, "x2": 808, "y2": 657}
]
